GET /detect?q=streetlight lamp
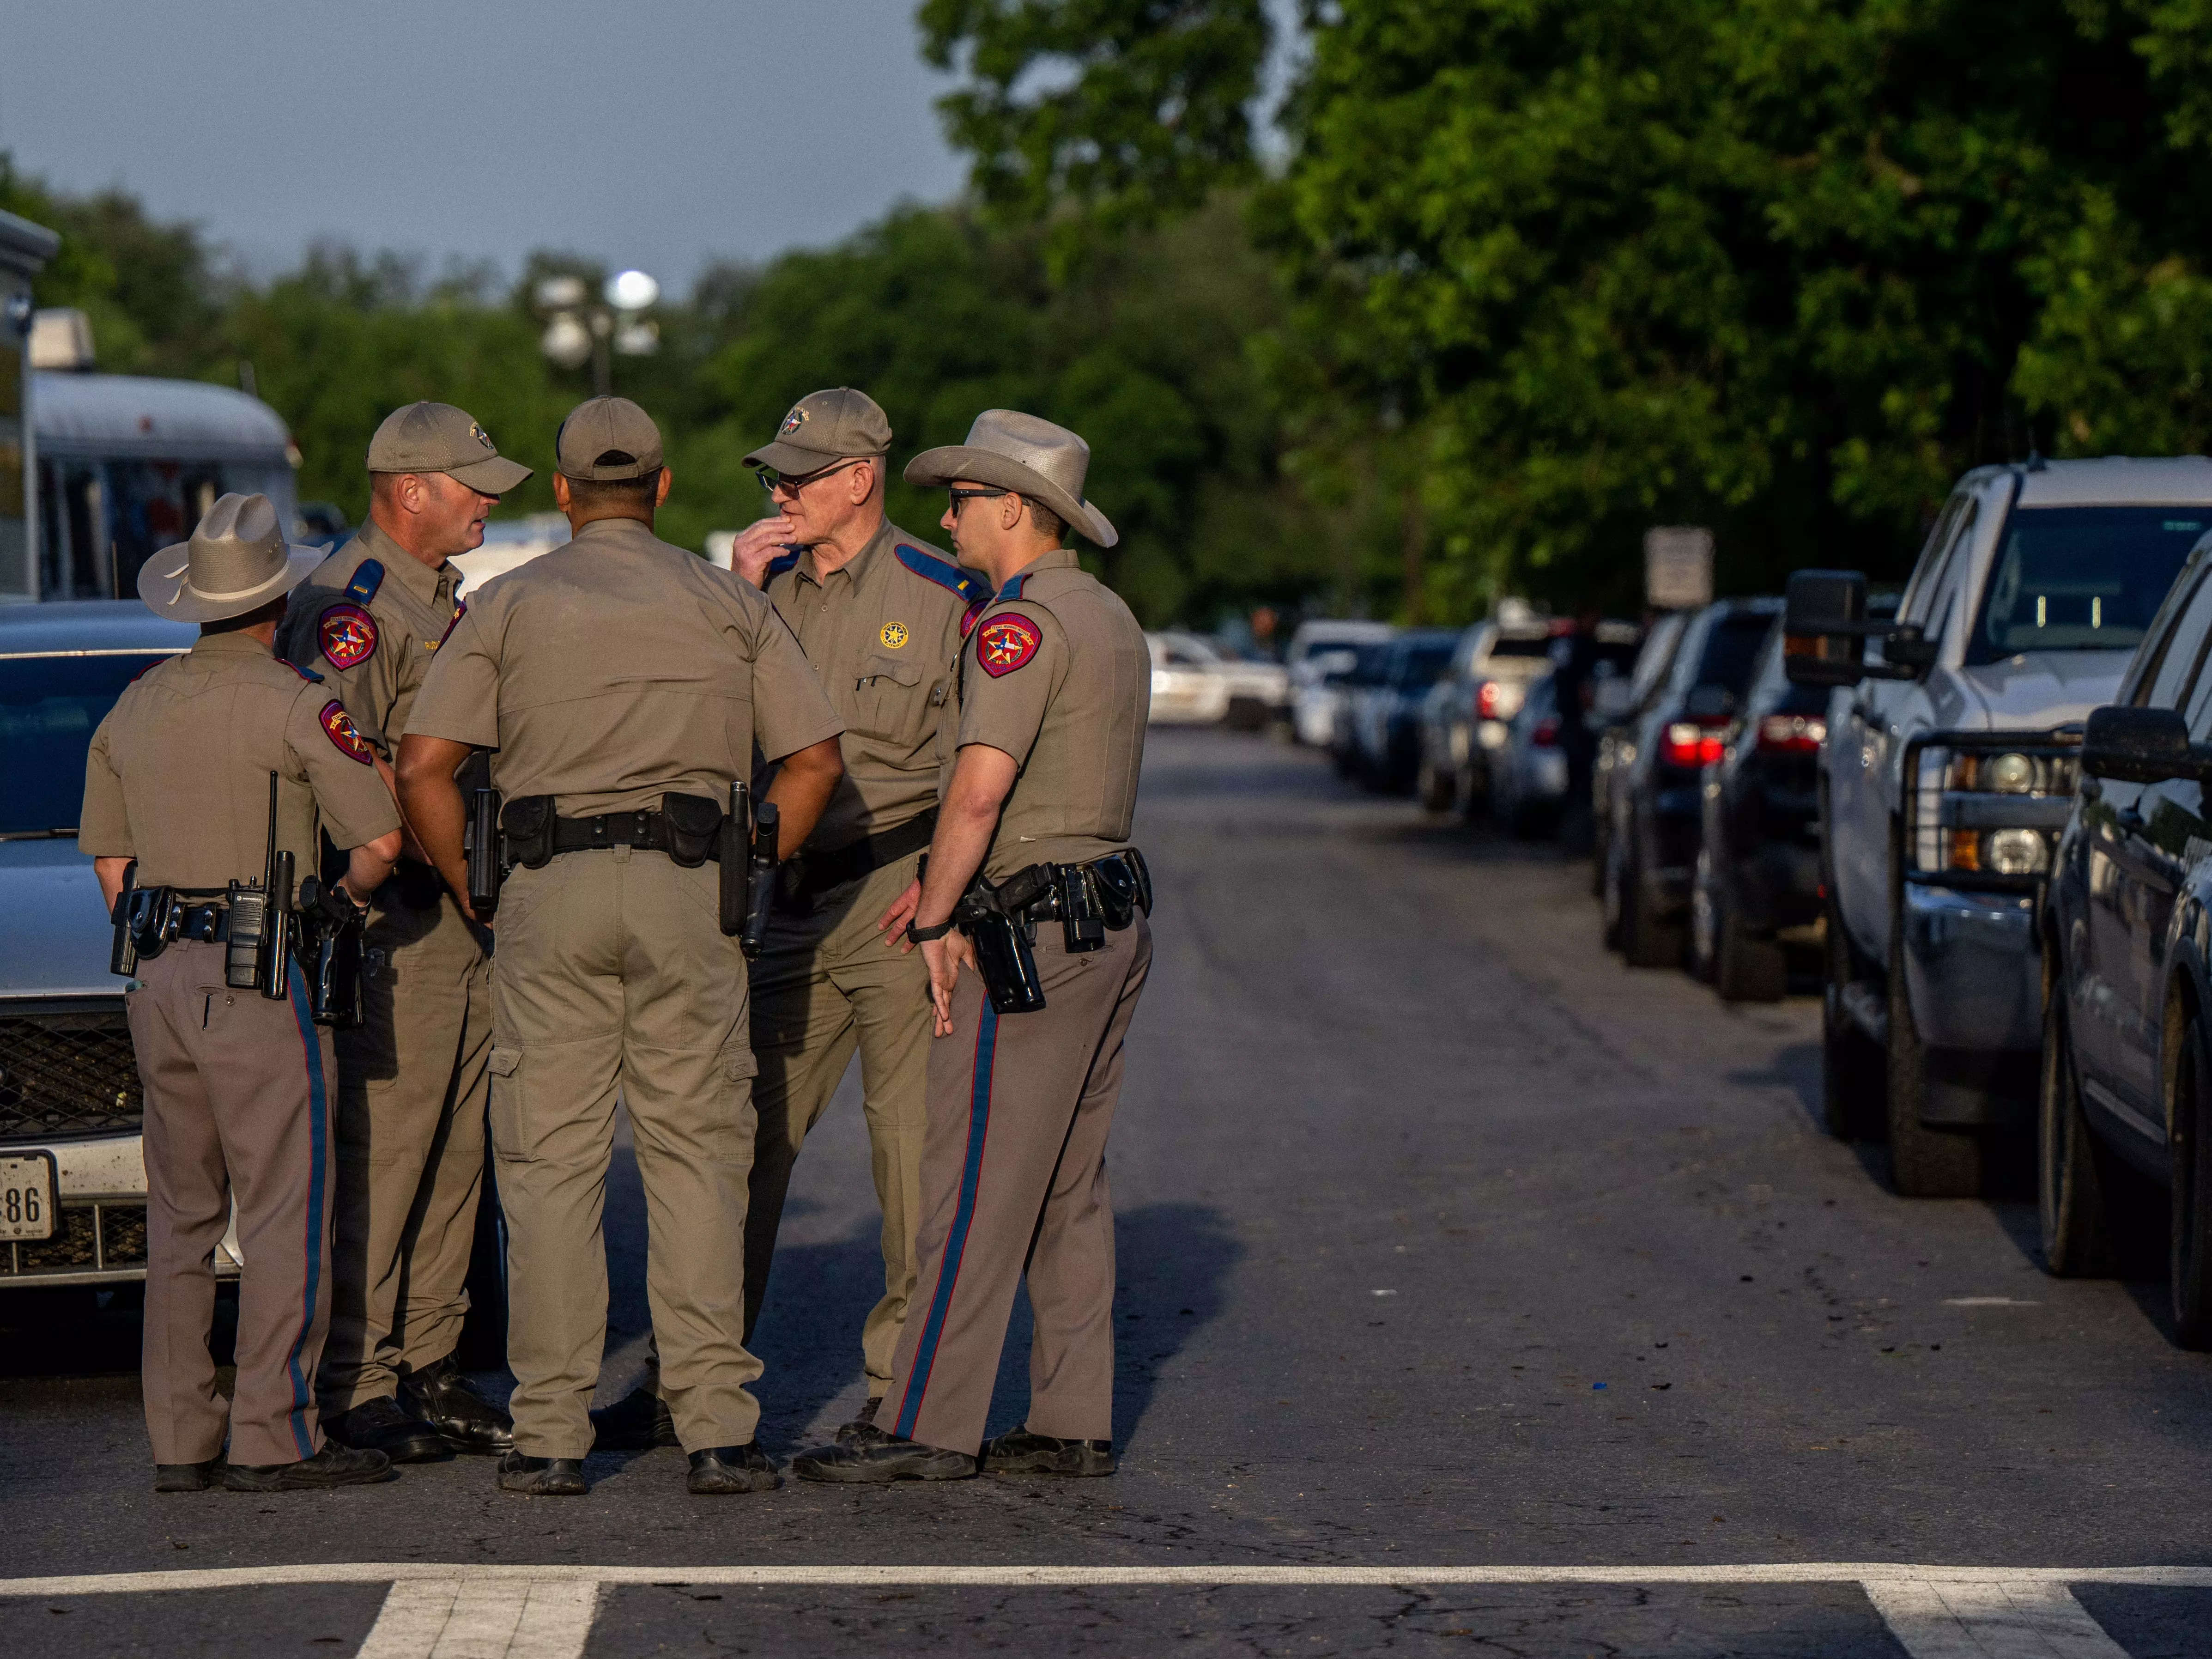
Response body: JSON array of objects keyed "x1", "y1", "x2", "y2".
[{"x1": 534, "y1": 269, "x2": 660, "y2": 397}]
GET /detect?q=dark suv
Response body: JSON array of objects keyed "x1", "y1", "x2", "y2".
[{"x1": 1600, "y1": 598, "x2": 1782, "y2": 966}]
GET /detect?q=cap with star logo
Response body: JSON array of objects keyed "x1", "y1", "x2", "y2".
[
  {"x1": 366, "y1": 401, "x2": 533, "y2": 494},
  {"x1": 742, "y1": 387, "x2": 892, "y2": 476}
]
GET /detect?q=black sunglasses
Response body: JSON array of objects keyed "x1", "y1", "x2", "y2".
[
  {"x1": 947, "y1": 487, "x2": 1011, "y2": 510},
  {"x1": 758, "y1": 458, "x2": 868, "y2": 498}
]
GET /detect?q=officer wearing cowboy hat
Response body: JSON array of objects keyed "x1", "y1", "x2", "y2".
[
  {"x1": 79, "y1": 493, "x2": 406, "y2": 1492},
  {"x1": 794, "y1": 410, "x2": 1155, "y2": 1483}
]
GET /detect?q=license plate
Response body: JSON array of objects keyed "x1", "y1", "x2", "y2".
[{"x1": 0, "y1": 1154, "x2": 59, "y2": 1241}]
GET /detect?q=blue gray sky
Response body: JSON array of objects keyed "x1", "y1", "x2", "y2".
[{"x1": 0, "y1": 0, "x2": 1300, "y2": 295}]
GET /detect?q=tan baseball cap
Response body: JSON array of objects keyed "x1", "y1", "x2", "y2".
[
  {"x1": 743, "y1": 387, "x2": 891, "y2": 476},
  {"x1": 366, "y1": 402, "x2": 532, "y2": 494},
  {"x1": 556, "y1": 396, "x2": 665, "y2": 480}
]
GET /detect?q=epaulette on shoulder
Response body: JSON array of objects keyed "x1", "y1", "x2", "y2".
[
  {"x1": 764, "y1": 548, "x2": 804, "y2": 582},
  {"x1": 897, "y1": 543, "x2": 992, "y2": 608},
  {"x1": 280, "y1": 656, "x2": 324, "y2": 684},
  {"x1": 345, "y1": 559, "x2": 384, "y2": 604}
]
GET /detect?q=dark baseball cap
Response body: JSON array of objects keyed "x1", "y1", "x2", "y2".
[
  {"x1": 743, "y1": 387, "x2": 892, "y2": 475},
  {"x1": 366, "y1": 402, "x2": 532, "y2": 494},
  {"x1": 556, "y1": 396, "x2": 665, "y2": 480}
]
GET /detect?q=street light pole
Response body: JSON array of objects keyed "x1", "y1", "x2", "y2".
[{"x1": 535, "y1": 269, "x2": 660, "y2": 395}]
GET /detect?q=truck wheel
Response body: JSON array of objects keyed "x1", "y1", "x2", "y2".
[
  {"x1": 1716, "y1": 905, "x2": 1788, "y2": 1003},
  {"x1": 2037, "y1": 995, "x2": 2114, "y2": 1277},
  {"x1": 2171, "y1": 1017, "x2": 2212, "y2": 1348},
  {"x1": 1621, "y1": 838, "x2": 1685, "y2": 970},
  {"x1": 1886, "y1": 936, "x2": 1985, "y2": 1197}
]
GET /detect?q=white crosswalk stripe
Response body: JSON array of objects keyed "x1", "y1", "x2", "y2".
[
  {"x1": 355, "y1": 1577, "x2": 599, "y2": 1659},
  {"x1": 1862, "y1": 1578, "x2": 2133, "y2": 1659}
]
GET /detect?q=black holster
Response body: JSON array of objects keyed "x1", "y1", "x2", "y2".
[
  {"x1": 741, "y1": 802, "x2": 781, "y2": 960},
  {"x1": 661, "y1": 792, "x2": 723, "y2": 868},
  {"x1": 296, "y1": 877, "x2": 367, "y2": 1028},
  {"x1": 720, "y1": 783, "x2": 749, "y2": 937},
  {"x1": 466, "y1": 786, "x2": 504, "y2": 914},
  {"x1": 953, "y1": 875, "x2": 1047, "y2": 1015},
  {"x1": 502, "y1": 795, "x2": 556, "y2": 869}
]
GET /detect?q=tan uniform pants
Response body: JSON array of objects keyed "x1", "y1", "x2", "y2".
[
  {"x1": 882, "y1": 916, "x2": 1151, "y2": 1456},
  {"x1": 320, "y1": 879, "x2": 491, "y2": 1411},
  {"x1": 746, "y1": 850, "x2": 932, "y2": 1391},
  {"x1": 130, "y1": 941, "x2": 337, "y2": 1468},
  {"x1": 490, "y1": 846, "x2": 762, "y2": 1458}
]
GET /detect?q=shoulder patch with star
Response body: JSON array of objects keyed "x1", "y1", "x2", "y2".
[
  {"x1": 319, "y1": 699, "x2": 376, "y2": 765},
  {"x1": 318, "y1": 601, "x2": 378, "y2": 670},
  {"x1": 976, "y1": 613, "x2": 1042, "y2": 678}
]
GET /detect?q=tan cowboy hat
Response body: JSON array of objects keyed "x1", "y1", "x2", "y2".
[
  {"x1": 904, "y1": 409, "x2": 1118, "y2": 548},
  {"x1": 136, "y1": 492, "x2": 324, "y2": 624}
]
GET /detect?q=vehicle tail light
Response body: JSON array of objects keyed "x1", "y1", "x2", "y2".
[
  {"x1": 1661, "y1": 720, "x2": 1729, "y2": 768},
  {"x1": 1476, "y1": 681, "x2": 1501, "y2": 720},
  {"x1": 1756, "y1": 714, "x2": 1826, "y2": 754},
  {"x1": 1532, "y1": 716, "x2": 1560, "y2": 748}
]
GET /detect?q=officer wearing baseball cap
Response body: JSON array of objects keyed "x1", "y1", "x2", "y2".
[
  {"x1": 593, "y1": 387, "x2": 992, "y2": 1453},
  {"x1": 82, "y1": 493, "x2": 405, "y2": 1491},
  {"x1": 398, "y1": 397, "x2": 847, "y2": 1496},
  {"x1": 794, "y1": 410, "x2": 1153, "y2": 1484},
  {"x1": 279, "y1": 402, "x2": 529, "y2": 1465}
]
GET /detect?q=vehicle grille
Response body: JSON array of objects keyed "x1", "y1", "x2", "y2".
[
  {"x1": 4, "y1": 1203, "x2": 147, "y2": 1276},
  {"x1": 0, "y1": 1008, "x2": 141, "y2": 1140}
]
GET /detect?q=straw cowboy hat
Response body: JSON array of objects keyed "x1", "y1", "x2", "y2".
[
  {"x1": 136, "y1": 492, "x2": 324, "y2": 624},
  {"x1": 904, "y1": 409, "x2": 1118, "y2": 548}
]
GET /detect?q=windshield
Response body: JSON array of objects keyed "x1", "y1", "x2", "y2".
[
  {"x1": 1394, "y1": 642, "x2": 1457, "y2": 688},
  {"x1": 0, "y1": 653, "x2": 178, "y2": 836},
  {"x1": 1689, "y1": 613, "x2": 1775, "y2": 696},
  {"x1": 1967, "y1": 505, "x2": 2209, "y2": 665}
]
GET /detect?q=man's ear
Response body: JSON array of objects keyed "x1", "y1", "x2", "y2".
[
  {"x1": 1000, "y1": 491, "x2": 1024, "y2": 532},
  {"x1": 850, "y1": 459, "x2": 876, "y2": 504},
  {"x1": 552, "y1": 474, "x2": 573, "y2": 511},
  {"x1": 655, "y1": 466, "x2": 673, "y2": 508}
]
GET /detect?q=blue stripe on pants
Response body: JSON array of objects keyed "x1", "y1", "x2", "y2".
[
  {"x1": 893, "y1": 1001, "x2": 999, "y2": 1440},
  {"x1": 282, "y1": 964, "x2": 327, "y2": 1458}
]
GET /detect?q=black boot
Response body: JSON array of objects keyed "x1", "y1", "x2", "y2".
[
  {"x1": 322, "y1": 1395, "x2": 450, "y2": 1464},
  {"x1": 590, "y1": 1385, "x2": 678, "y2": 1451},
  {"x1": 497, "y1": 1452, "x2": 588, "y2": 1496},
  {"x1": 792, "y1": 1424, "x2": 975, "y2": 1483},
  {"x1": 401, "y1": 1355, "x2": 514, "y2": 1454},
  {"x1": 834, "y1": 1396, "x2": 883, "y2": 1444},
  {"x1": 153, "y1": 1456, "x2": 224, "y2": 1493},
  {"x1": 687, "y1": 1442, "x2": 784, "y2": 1495},
  {"x1": 980, "y1": 1425, "x2": 1116, "y2": 1477},
  {"x1": 224, "y1": 1443, "x2": 395, "y2": 1491}
]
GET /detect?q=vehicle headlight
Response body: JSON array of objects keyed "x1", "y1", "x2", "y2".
[
  {"x1": 1984, "y1": 827, "x2": 2050, "y2": 875},
  {"x1": 1983, "y1": 752, "x2": 2036, "y2": 794},
  {"x1": 1913, "y1": 742, "x2": 2077, "y2": 879}
]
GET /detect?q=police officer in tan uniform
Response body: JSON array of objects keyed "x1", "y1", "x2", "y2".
[
  {"x1": 81, "y1": 493, "x2": 405, "y2": 1492},
  {"x1": 398, "y1": 398, "x2": 845, "y2": 1497},
  {"x1": 592, "y1": 388, "x2": 988, "y2": 1452},
  {"x1": 280, "y1": 402, "x2": 529, "y2": 1463},
  {"x1": 794, "y1": 411, "x2": 1152, "y2": 1483}
]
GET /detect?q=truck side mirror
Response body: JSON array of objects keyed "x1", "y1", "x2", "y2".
[
  {"x1": 2080, "y1": 705, "x2": 2211, "y2": 784},
  {"x1": 1783, "y1": 570, "x2": 1872, "y2": 687}
]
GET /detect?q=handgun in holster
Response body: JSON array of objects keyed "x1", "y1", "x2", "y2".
[
  {"x1": 742, "y1": 800, "x2": 781, "y2": 959},
  {"x1": 109, "y1": 860, "x2": 145, "y2": 977},
  {"x1": 952, "y1": 871, "x2": 1048, "y2": 1015},
  {"x1": 294, "y1": 875, "x2": 368, "y2": 1028},
  {"x1": 225, "y1": 771, "x2": 294, "y2": 1000}
]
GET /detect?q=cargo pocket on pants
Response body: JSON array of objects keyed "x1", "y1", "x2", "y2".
[{"x1": 486, "y1": 1046, "x2": 535, "y2": 1162}]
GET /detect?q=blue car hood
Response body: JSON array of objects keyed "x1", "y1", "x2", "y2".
[{"x1": 0, "y1": 840, "x2": 124, "y2": 1002}]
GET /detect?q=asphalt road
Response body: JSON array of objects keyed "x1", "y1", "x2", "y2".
[{"x1": 5, "y1": 726, "x2": 2212, "y2": 1656}]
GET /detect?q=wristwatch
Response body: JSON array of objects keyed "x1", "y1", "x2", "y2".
[{"x1": 906, "y1": 918, "x2": 957, "y2": 944}]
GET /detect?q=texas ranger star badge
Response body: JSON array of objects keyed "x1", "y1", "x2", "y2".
[
  {"x1": 880, "y1": 621, "x2": 909, "y2": 650},
  {"x1": 320, "y1": 700, "x2": 375, "y2": 765},
  {"x1": 317, "y1": 602, "x2": 378, "y2": 670},
  {"x1": 977, "y1": 614, "x2": 1041, "y2": 677},
  {"x1": 780, "y1": 405, "x2": 808, "y2": 436}
]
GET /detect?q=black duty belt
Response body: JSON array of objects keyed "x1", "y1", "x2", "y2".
[
  {"x1": 788, "y1": 808, "x2": 938, "y2": 903},
  {"x1": 551, "y1": 809, "x2": 719, "y2": 861}
]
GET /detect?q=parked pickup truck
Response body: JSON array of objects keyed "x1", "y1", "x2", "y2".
[{"x1": 1786, "y1": 456, "x2": 2212, "y2": 1196}]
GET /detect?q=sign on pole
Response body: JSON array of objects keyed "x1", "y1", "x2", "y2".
[{"x1": 1644, "y1": 526, "x2": 1714, "y2": 611}]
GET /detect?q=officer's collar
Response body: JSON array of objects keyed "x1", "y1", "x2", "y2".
[
  {"x1": 189, "y1": 628, "x2": 276, "y2": 658},
  {"x1": 998, "y1": 546, "x2": 1080, "y2": 589},
  {"x1": 568, "y1": 514, "x2": 662, "y2": 549},
  {"x1": 353, "y1": 517, "x2": 455, "y2": 601},
  {"x1": 798, "y1": 518, "x2": 892, "y2": 589}
]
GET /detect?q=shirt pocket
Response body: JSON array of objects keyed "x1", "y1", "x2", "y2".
[{"x1": 850, "y1": 652, "x2": 927, "y2": 744}]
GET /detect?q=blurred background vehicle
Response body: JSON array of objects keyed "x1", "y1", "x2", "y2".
[
  {"x1": 1600, "y1": 597, "x2": 1782, "y2": 966},
  {"x1": 1688, "y1": 620, "x2": 1831, "y2": 1000},
  {"x1": 1347, "y1": 628, "x2": 1461, "y2": 793},
  {"x1": 1147, "y1": 631, "x2": 1233, "y2": 725},
  {"x1": 1487, "y1": 669, "x2": 1569, "y2": 836},
  {"x1": 1288, "y1": 619, "x2": 1395, "y2": 747},
  {"x1": 1591, "y1": 612, "x2": 1691, "y2": 894},
  {"x1": 1796, "y1": 456, "x2": 2212, "y2": 1197},
  {"x1": 2040, "y1": 536, "x2": 2212, "y2": 1345},
  {"x1": 1328, "y1": 639, "x2": 1394, "y2": 778},
  {"x1": 1414, "y1": 602, "x2": 1554, "y2": 815},
  {"x1": 1176, "y1": 632, "x2": 1291, "y2": 730}
]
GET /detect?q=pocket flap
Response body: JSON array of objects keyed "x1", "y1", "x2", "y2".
[
  {"x1": 489, "y1": 1046, "x2": 521, "y2": 1077},
  {"x1": 862, "y1": 653, "x2": 923, "y2": 688},
  {"x1": 721, "y1": 1043, "x2": 758, "y2": 1082}
]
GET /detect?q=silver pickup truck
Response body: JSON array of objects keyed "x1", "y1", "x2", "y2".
[{"x1": 1785, "y1": 457, "x2": 2212, "y2": 1196}]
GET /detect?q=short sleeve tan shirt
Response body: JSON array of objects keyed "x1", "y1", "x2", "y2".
[
  {"x1": 79, "y1": 630, "x2": 401, "y2": 890},
  {"x1": 763, "y1": 520, "x2": 987, "y2": 852},
  {"x1": 278, "y1": 520, "x2": 464, "y2": 761},
  {"x1": 406, "y1": 516, "x2": 843, "y2": 817},
  {"x1": 946, "y1": 548, "x2": 1151, "y2": 880}
]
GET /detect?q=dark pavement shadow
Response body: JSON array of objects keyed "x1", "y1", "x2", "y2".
[
  {"x1": 745, "y1": 1212, "x2": 886, "y2": 1443},
  {"x1": 1102, "y1": 1201, "x2": 1242, "y2": 1451}
]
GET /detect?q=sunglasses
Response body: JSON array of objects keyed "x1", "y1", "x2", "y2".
[
  {"x1": 947, "y1": 487, "x2": 1011, "y2": 511},
  {"x1": 758, "y1": 458, "x2": 867, "y2": 498}
]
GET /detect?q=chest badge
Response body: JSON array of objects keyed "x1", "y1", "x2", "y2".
[
  {"x1": 880, "y1": 621, "x2": 909, "y2": 650},
  {"x1": 317, "y1": 602, "x2": 378, "y2": 670},
  {"x1": 977, "y1": 614, "x2": 1041, "y2": 677},
  {"x1": 319, "y1": 700, "x2": 376, "y2": 765}
]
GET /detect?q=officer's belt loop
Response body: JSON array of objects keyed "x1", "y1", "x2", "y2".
[
  {"x1": 787, "y1": 807, "x2": 939, "y2": 903},
  {"x1": 548, "y1": 808, "x2": 723, "y2": 862}
]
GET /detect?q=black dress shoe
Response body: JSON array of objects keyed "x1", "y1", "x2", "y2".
[
  {"x1": 833, "y1": 1396, "x2": 883, "y2": 1444},
  {"x1": 792, "y1": 1424, "x2": 975, "y2": 1483},
  {"x1": 979, "y1": 1426, "x2": 1116, "y2": 1477},
  {"x1": 322, "y1": 1395, "x2": 451, "y2": 1464},
  {"x1": 497, "y1": 1452, "x2": 588, "y2": 1496},
  {"x1": 401, "y1": 1355, "x2": 514, "y2": 1454},
  {"x1": 154, "y1": 1457, "x2": 224, "y2": 1493},
  {"x1": 590, "y1": 1385, "x2": 678, "y2": 1451},
  {"x1": 687, "y1": 1442, "x2": 784, "y2": 1495},
  {"x1": 224, "y1": 1443, "x2": 395, "y2": 1491}
]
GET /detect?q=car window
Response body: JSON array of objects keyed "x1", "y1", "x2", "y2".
[
  {"x1": 1630, "y1": 614, "x2": 1688, "y2": 707},
  {"x1": 0, "y1": 651, "x2": 181, "y2": 836},
  {"x1": 1485, "y1": 636, "x2": 1555, "y2": 660},
  {"x1": 1966, "y1": 505, "x2": 2210, "y2": 665},
  {"x1": 1690, "y1": 612, "x2": 1776, "y2": 696},
  {"x1": 2132, "y1": 563, "x2": 2212, "y2": 709},
  {"x1": 1394, "y1": 641, "x2": 1458, "y2": 688},
  {"x1": 1902, "y1": 493, "x2": 1976, "y2": 627}
]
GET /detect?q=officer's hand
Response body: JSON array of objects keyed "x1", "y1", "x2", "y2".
[
  {"x1": 730, "y1": 518, "x2": 801, "y2": 589},
  {"x1": 920, "y1": 931, "x2": 972, "y2": 1037},
  {"x1": 877, "y1": 880, "x2": 923, "y2": 951}
]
